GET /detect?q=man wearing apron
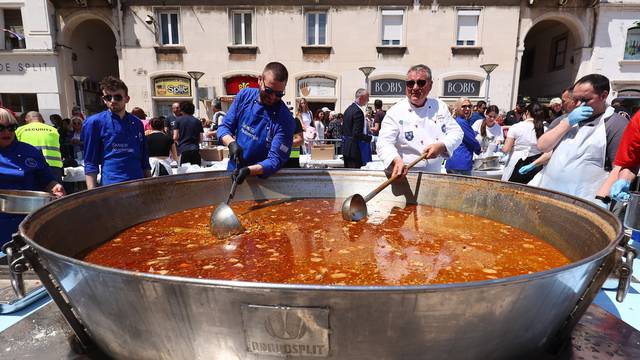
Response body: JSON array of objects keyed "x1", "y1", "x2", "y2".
[
  {"x1": 377, "y1": 64, "x2": 463, "y2": 177},
  {"x1": 535, "y1": 74, "x2": 629, "y2": 206}
]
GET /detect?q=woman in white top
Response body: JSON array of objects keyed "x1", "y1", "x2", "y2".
[
  {"x1": 296, "y1": 98, "x2": 313, "y2": 129},
  {"x1": 313, "y1": 109, "x2": 326, "y2": 142},
  {"x1": 501, "y1": 102, "x2": 547, "y2": 183},
  {"x1": 472, "y1": 105, "x2": 504, "y2": 155}
]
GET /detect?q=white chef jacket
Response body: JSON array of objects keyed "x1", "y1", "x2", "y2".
[{"x1": 377, "y1": 97, "x2": 463, "y2": 173}]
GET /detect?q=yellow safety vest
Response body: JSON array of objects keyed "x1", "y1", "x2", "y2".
[{"x1": 15, "y1": 122, "x2": 63, "y2": 168}]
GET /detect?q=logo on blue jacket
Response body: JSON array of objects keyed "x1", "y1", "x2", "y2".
[{"x1": 404, "y1": 131, "x2": 414, "y2": 141}]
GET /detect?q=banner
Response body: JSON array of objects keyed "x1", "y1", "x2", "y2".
[{"x1": 154, "y1": 77, "x2": 191, "y2": 97}]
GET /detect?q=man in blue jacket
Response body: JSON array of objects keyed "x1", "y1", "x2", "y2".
[
  {"x1": 217, "y1": 62, "x2": 295, "y2": 184},
  {"x1": 82, "y1": 76, "x2": 150, "y2": 189}
]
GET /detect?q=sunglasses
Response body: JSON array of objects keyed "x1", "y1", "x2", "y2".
[
  {"x1": 102, "y1": 94, "x2": 124, "y2": 102},
  {"x1": 263, "y1": 86, "x2": 285, "y2": 98},
  {"x1": 0, "y1": 124, "x2": 17, "y2": 132},
  {"x1": 461, "y1": 105, "x2": 472, "y2": 109},
  {"x1": 406, "y1": 80, "x2": 428, "y2": 88}
]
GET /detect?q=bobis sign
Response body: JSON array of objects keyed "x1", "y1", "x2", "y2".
[
  {"x1": 370, "y1": 79, "x2": 405, "y2": 97},
  {"x1": 443, "y1": 79, "x2": 481, "y2": 97}
]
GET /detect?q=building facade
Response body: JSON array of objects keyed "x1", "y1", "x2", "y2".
[
  {"x1": 6, "y1": 1, "x2": 637, "y2": 118},
  {"x1": 0, "y1": 0, "x2": 62, "y2": 121}
]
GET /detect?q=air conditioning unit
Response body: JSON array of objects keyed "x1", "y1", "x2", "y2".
[{"x1": 198, "y1": 87, "x2": 215, "y2": 100}]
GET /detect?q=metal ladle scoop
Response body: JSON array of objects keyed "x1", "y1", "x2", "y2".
[
  {"x1": 210, "y1": 165, "x2": 245, "y2": 238},
  {"x1": 341, "y1": 152, "x2": 429, "y2": 221}
]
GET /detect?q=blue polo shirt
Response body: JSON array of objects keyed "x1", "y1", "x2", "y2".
[
  {"x1": 82, "y1": 110, "x2": 151, "y2": 186},
  {"x1": 217, "y1": 88, "x2": 295, "y2": 177},
  {"x1": 1, "y1": 140, "x2": 54, "y2": 247}
]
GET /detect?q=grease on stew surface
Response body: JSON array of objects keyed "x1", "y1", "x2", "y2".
[{"x1": 84, "y1": 199, "x2": 570, "y2": 285}]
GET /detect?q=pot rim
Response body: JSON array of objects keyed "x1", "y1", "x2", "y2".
[{"x1": 19, "y1": 170, "x2": 624, "y2": 293}]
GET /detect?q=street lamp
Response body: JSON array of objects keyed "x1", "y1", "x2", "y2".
[
  {"x1": 187, "y1": 71, "x2": 205, "y2": 117},
  {"x1": 358, "y1": 66, "x2": 376, "y2": 91},
  {"x1": 71, "y1": 75, "x2": 88, "y2": 116},
  {"x1": 480, "y1": 64, "x2": 498, "y2": 104}
]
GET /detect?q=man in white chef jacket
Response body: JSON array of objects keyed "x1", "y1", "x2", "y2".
[{"x1": 377, "y1": 64, "x2": 463, "y2": 177}]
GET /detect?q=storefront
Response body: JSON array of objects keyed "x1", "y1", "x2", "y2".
[
  {"x1": 296, "y1": 75, "x2": 337, "y2": 113},
  {"x1": 0, "y1": 54, "x2": 62, "y2": 122},
  {"x1": 151, "y1": 75, "x2": 193, "y2": 117}
]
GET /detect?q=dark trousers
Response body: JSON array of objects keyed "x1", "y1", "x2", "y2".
[{"x1": 180, "y1": 150, "x2": 201, "y2": 166}]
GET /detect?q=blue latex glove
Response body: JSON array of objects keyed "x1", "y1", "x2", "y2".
[
  {"x1": 566, "y1": 105, "x2": 593, "y2": 126},
  {"x1": 518, "y1": 163, "x2": 537, "y2": 175},
  {"x1": 610, "y1": 179, "x2": 631, "y2": 202}
]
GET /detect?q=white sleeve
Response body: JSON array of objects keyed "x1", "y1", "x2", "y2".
[
  {"x1": 496, "y1": 126, "x2": 505, "y2": 141},
  {"x1": 439, "y1": 110, "x2": 463, "y2": 158},
  {"x1": 472, "y1": 120, "x2": 481, "y2": 133},
  {"x1": 376, "y1": 113, "x2": 400, "y2": 169}
]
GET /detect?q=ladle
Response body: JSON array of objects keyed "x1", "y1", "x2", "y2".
[
  {"x1": 341, "y1": 152, "x2": 429, "y2": 221},
  {"x1": 210, "y1": 162, "x2": 245, "y2": 238}
]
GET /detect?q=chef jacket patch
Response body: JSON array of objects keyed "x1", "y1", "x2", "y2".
[
  {"x1": 404, "y1": 131, "x2": 414, "y2": 141},
  {"x1": 441, "y1": 124, "x2": 446, "y2": 133}
]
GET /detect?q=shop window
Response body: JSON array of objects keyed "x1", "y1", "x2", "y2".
[
  {"x1": 624, "y1": 25, "x2": 640, "y2": 60},
  {"x1": 456, "y1": 9, "x2": 480, "y2": 46},
  {"x1": 0, "y1": 93, "x2": 38, "y2": 116},
  {"x1": 380, "y1": 9, "x2": 403, "y2": 46},
  {"x1": 306, "y1": 12, "x2": 327, "y2": 46},
  {"x1": 550, "y1": 34, "x2": 567, "y2": 71},
  {"x1": 158, "y1": 10, "x2": 180, "y2": 45},
  {"x1": 2, "y1": 9, "x2": 25, "y2": 50},
  {"x1": 232, "y1": 10, "x2": 253, "y2": 45}
]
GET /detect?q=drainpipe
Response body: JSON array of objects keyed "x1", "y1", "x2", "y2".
[
  {"x1": 510, "y1": 4, "x2": 524, "y2": 110},
  {"x1": 116, "y1": 0, "x2": 125, "y2": 78}
]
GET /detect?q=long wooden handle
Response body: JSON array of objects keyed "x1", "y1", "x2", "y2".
[{"x1": 363, "y1": 152, "x2": 430, "y2": 202}]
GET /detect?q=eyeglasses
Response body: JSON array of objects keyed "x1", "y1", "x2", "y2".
[
  {"x1": 263, "y1": 86, "x2": 285, "y2": 98},
  {"x1": 461, "y1": 105, "x2": 472, "y2": 109},
  {"x1": 406, "y1": 80, "x2": 428, "y2": 88},
  {"x1": 102, "y1": 94, "x2": 124, "y2": 102},
  {"x1": 0, "y1": 124, "x2": 17, "y2": 132}
]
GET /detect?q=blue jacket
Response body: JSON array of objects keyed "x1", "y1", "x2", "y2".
[
  {"x1": 82, "y1": 110, "x2": 151, "y2": 186},
  {"x1": 469, "y1": 112, "x2": 485, "y2": 124},
  {"x1": 217, "y1": 88, "x2": 295, "y2": 177},
  {"x1": 0, "y1": 140, "x2": 54, "y2": 247},
  {"x1": 445, "y1": 115, "x2": 481, "y2": 171}
]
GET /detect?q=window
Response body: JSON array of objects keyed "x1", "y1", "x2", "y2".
[
  {"x1": 0, "y1": 93, "x2": 38, "y2": 116},
  {"x1": 624, "y1": 26, "x2": 640, "y2": 60},
  {"x1": 381, "y1": 9, "x2": 403, "y2": 46},
  {"x1": 2, "y1": 9, "x2": 25, "y2": 50},
  {"x1": 550, "y1": 34, "x2": 567, "y2": 71},
  {"x1": 306, "y1": 12, "x2": 327, "y2": 45},
  {"x1": 232, "y1": 10, "x2": 253, "y2": 45},
  {"x1": 456, "y1": 9, "x2": 480, "y2": 46},
  {"x1": 158, "y1": 10, "x2": 180, "y2": 45}
]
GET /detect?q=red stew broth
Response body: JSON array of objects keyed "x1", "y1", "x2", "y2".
[{"x1": 83, "y1": 199, "x2": 570, "y2": 286}]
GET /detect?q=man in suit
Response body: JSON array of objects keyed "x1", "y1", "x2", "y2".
[{"x1": 342, "y1": 88, "x2": 371, "y2": 168}]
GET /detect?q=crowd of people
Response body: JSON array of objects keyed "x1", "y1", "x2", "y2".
[{"x1": 2, "y1": 60, "x2": 640, "y2": 248}]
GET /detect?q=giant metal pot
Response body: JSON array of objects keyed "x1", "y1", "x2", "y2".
[{"x1": 17, "y1": 170, "x2": 622, "y2": 359}]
